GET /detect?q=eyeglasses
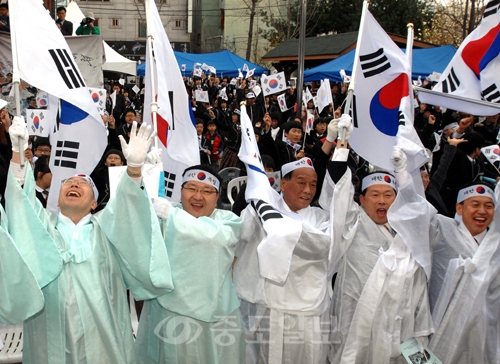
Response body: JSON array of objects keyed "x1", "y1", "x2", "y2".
[
  {"x1": 36, "y1": 148, "x2": 51, "y2": 153},
  {"x1": 61, "y1": 178, "x2": 91, "y2": 188},
  {"x1": 182, "y1": 186, "x2": 218, "y2": 196}
]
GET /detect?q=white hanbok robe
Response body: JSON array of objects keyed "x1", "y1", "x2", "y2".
[
  {"x1": 235, "y1": 197, "x2": 332, "y2": 364},
  {"x1": 327, "y1": 161, "x2": 434, "y2": 364},
  {"x1": 428, "y1": 199, "x2": 500, "y2": 363}
]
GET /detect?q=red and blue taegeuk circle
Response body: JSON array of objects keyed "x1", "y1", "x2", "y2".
[{"x1": 197, "y1": 172, "x2": 206, "y2": 180}]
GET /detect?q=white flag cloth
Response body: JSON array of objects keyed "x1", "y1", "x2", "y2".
[
  {"x1": 36, "y1": 90, "x2": 48, "y2": 108},
  {"x1": 253, "y1": 85, "x2": 262, "y2": 98},
  {"x1": 303, "y1": 87, "x2": 314, "y2": 107},
  {"x1": 238, "y1": 68, "x2": 243, "y2": 79},
  {"x1": 277, "y1": 93, "x2": 288, "y2": 112},
  {"x1": 219, "y1": 87, "x2": 228, "y2": 101},
  {"x1": 245, "y1": 68, "x2": 255, "y2": 79},
  {"x1": 88, "y1": 87, "x2": 106, "y2": 110},
  {"x1": 26, "y1": 109, "x2": 50, "y2": 137},
  {"x1": 110, "y1": 90, "x2": 117, "y2": 112},
  {"x1": 243, "y1": 63, "x2": 249, "y2": 72},
  {"x1": 10, "y1": 0, "x2": 106, "y2": 213},
  {"x1": 209, "y1": 66, "x2": 216, "y2": 74},
  {"x1": 144, "y1": 0, "x2": 199, "y2": 202},
  {"x1": 305, "y1": 111, "x2": 314, "y2": 135},
  {"x1": 201, "y1": 63, "x2": 210, "y2": 71},
  {"x1": 237, "y1": 104, "x2": 302, "y2": 284},
  {"x1": 195, "y1": 90, "x2": 209, "y2": 103},
  {"x1": 181, "y1": 64, "x2": 186, "y2": 72},
  {"x1": 316, "y1": 79, "x2": 333, "y2": 113},
  {"x1": 193, "y1": 68, "x2": 202, "y2": 78},
  {"x1": 349, "y1": 9, "x2": 428, "y2": 173},
  {"x1": 261, "y1": 72, "x2": 287, "y2": 96},
  {"x1": 419, "y1": 3, "x2": 500, "y2": 115},
  {"x1": 481, "y1": 145, "x2": 500, "y2": 166}
]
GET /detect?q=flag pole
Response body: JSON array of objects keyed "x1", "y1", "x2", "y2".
[
  {"x1": 340, "y1": 0, "x2": 369, "y2": 147},
  {"x1": 9, "y1": 12, "x2": 25, "y2": 166},
  {"x1": 406, "y1": 23, "x2": 415, "y2": 123},
  {"x1": 146, "y1": 34, "x2": 159, "y2": 149}
]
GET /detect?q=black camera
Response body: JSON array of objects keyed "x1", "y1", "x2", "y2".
[{"x1": 85, "y1": 17, "x2": 93, "y2": 24}]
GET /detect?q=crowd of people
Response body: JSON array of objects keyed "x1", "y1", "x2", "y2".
[{"x1": 1, "y1": 64, "x2": 500, "y2": 364}]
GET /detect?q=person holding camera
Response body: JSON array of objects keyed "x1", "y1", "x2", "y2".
[{"x1": 76, "y1": 12, "x2": 100, "y2": 35}]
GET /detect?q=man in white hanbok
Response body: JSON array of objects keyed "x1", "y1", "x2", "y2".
[
  {"x1": 234, "y1": 115, "x2": 350, "y2": 364},
  {"x1": 428, "y1": 181, "x2": 500, "y2": 364},
  {"x1": 327, "y1": 130, "x2": 435, "y2": 364}
]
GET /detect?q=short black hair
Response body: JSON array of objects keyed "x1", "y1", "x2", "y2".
[
  {"x1": 124, "y1": 108, "x2": 136, "y2": 116},
  {"x1": 34, "y1": 155, "x2": 51, "y2": 180},
  {"x1": 182, "y1": 164, "x2": 222, "y2": 189},
  {"x1": 195, "y1": 118, "x2": 204, "y2": 125},
  {"x1": 261, "y1": 154, "x2": 275, "y2": 171},
  {"x1": 56, "y1": 6, "x2": 66, "y2": 12},
  {"x1": 0, "y1": 3, "x2": 8, "y2": 9},
  {"x1": 33, "y1": 136, "x2": 51, "y2": 149},
  {"x1": 458, "y1": 131, "x2": 485, "y2": 155}
]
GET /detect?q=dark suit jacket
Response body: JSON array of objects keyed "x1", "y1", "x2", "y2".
[{"x1": 56, "y1": 19, "x2": 73, "y2": 36}]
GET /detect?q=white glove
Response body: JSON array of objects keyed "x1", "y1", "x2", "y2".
[
  {"x1": 118, "y1": 121, "x2": 156, "y2": 168},
  {"x1": 391, "y1": 147, "x2": 407, "y2": 173},
  {"x1": 145, "y1": 147, "x2": 163, "y2": 165},
  {"x1": 9, "y1": 116, "x2": 29, "y2": 153},
  {"x1": 152, "y1": 197, "x2": 172, "y2": 220},
  {"x1": 326, "y1": 118, "x2": 339, "y2": 143},
  {"x1": 337, "y1": 114, "x2": 353, "y2": 141}
]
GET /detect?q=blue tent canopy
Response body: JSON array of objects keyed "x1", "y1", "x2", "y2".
[
  {"x1": 137, "y1": 50, "x2": 268, "y2": 77},
  {"x1": 304, "y1": 45, "x2": 457, "y2": 82}
]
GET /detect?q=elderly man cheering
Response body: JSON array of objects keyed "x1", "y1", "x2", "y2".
[{"x1": 3, "y1": 117, "x2": 172, "y2": 364}]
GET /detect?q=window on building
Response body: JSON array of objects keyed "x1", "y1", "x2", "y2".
[
  {"x1": 138, "y1": 20, "x2": 147, "y2": 38},
  {"x1": 110, "y1": 18, "x2": 120, "y2": 28},
  {"x1": 174, "y1": 19, "x2": 184, "y2": 29}
]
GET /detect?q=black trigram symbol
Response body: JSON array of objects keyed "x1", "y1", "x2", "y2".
[
  {"x1": 360, "y1": 48, "x2": 391, "y2": 78},
  {"x1": 484, "y1": 0, "x2": 500, "y2": 18},
  {"x1": 48, "y1": 49, "x2": 85, "y2": 90},
  {"x1": 164, "y1": 171, "x2": 176, "y2": 198},
  {"x1": 482, "y1": 83, "x2": 500, "y2": 102},
  {"x1": 398, "y1": 111, "x2": 406, "y2": 126},
  {"x1": 442, "y1": 67, "x2": 460, "y2": 93},
  {"x1": 348, "y1": 94, "x2": 358, "y2": 128},
  {"x1": 252, "y1": 200, "x2": 283, "y2": 222},
  {"x1": 54, "y1": 140, "x2": 79, "y2": 169}
]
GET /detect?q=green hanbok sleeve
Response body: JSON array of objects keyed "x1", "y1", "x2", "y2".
[
  {"x1": 98, "y1": 174, "x2": 174, "y2": 300},
  {"x1": 5, "y1": 165, "x2": 62, "y2": 289},
  {"x1": 0, "y1": 205, "x2": 44, "y2": 324}
]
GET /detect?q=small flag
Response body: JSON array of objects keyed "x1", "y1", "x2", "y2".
[
  {"x1": 243, "y1": 63, "x2": 249, "y2": 72},
  {"x1": 27, "y1": 109, "x2": 50, "y2": 137},
  {"x1": 88, "y1": 87, "x2": 106, "y2": 109},
  {"x1": 245, "y1": 68, "x2": 255, "y2": 79},
  {"x1": 219, "y1": 87, "x2": 228, "y2": 101},
  {"x1": 481, "y1": 144, "x2": 500, "y2": 166},
  {"x1": 261, "y1": 72, "x2": 287, "y2": 96},
  {"x1": 195, "y1": 89, "x2": 209, "y2": 103},
  {"x1": 181, "y1": 64, "x2": 186, "y2": 72},
  {"x1": 278, "y1": 94, "x2": 288, "y2": 112},
  {"x1": 36, "y1": 90, "x2": 49, "y2": 108}
]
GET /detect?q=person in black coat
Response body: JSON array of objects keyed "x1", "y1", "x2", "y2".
[{"x1": 55, "y1": 6, "x2": 73, "y2": 35}]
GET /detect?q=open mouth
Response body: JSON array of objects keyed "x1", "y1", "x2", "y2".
[
  {"x1": 66, "y1": 191, "x2": 81, "y2": 197},
  {"x1": 376, "y1": 208, "x2": 387, "y2": 217}
]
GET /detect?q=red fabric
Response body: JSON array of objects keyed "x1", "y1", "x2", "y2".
[{"x1": 204, "y1": 132, "x2": 222, "y2": 161}]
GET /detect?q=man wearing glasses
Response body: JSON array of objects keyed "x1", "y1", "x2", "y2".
[
  {"x1": 135, "y1": 164, "x2": 246, "y2": 364},
  {"x1": 2, "y1": 118, "x2": 173, "y2": 364}
]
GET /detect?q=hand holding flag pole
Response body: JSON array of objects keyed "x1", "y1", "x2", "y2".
[{"x1": 147, "y1": 34, "x2": 159, "y2": 149}]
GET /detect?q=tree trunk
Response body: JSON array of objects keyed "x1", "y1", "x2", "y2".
[
  {"x1": 246, "y1": 1, "x2": 257, "y2": 60},
  {"x1": 467, "y1": 0, "x2": 476, "y2": 35},
  {"x1": 462, "y1": 0, "x2": 469, "y2": 40}
]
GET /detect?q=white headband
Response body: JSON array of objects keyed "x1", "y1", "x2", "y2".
[
  {"x1": 457, "y1": 184, "x2": 495, "y2": 204},
  {"x1": 281, "y1": 157, "x2": 314, "y2": 177},
  {"x1": 64, "y1": 173, "x2": 99, "y2": 200},
  {"x1": 361, "y1": 172, "x2": 397, "y2": 192},
  {"x1": 182, "y1": 169, "x2": 220, "y2": 190},
  {"x1": 443, "y1": 122, "x2": 459, "y2": 131}
]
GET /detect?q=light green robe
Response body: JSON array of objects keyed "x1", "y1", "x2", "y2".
[
  {"x1": 4, "y1": 165, "x2": 173, "y2": 364},
  {"x1": 135, "y1": 206, "x2": 246, "y2": 364},
  {"x1": 0, "y1": 205, "x2": 44, "y2": 325}
]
